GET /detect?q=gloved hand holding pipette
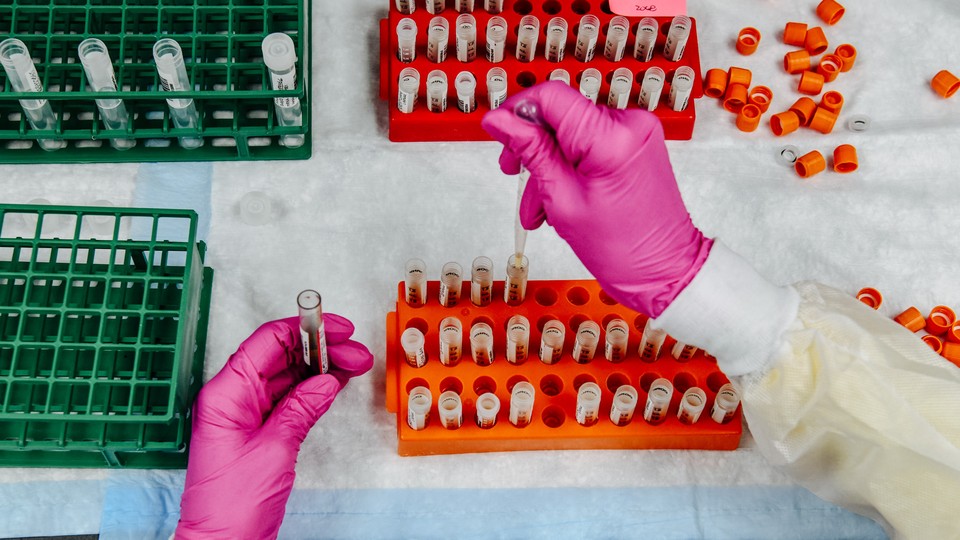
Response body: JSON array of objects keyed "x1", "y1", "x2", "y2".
[{"x1": 482, "y1": 81, "x2": 960, "y2": 540}]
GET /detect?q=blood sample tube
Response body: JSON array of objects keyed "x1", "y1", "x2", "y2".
[
  {"x1": 426, "y1": 70, "x2": 448, "y2": 112},
  {"x1": 471, "y1": 256, "x2": 494, "y2": 306},
  {"x1": 671, "y1": 341, "x2": 698, "y2": 361},
  {"x1": 396, "y1": 18, "x2": 417, "y2": 62},
  {"x1": 476, "y1": 392, "x2": 501, "y2": 428},
  {"x1": 455, "y1": 71, "x2": 477, "y2": 113},
  {"x1": 404, "y1": 258, "x2": 427, "y2": 306},
  {"x1": 438, "y1": 391, "x2": 463, "y2": 429},
  {"x1": 439, "y1": 261, "x2": 463, "y2": 306},
  {"x1": 427, "y1": 17, "x2": 449, "y2": 63},
  {"x1": 579, "y1": 68, "x2": 602, "y2": 104},
  {"x1": 603, "y1": 16, "x2": 629, "y2": 62},
  {"x1": 297, "y1": 289, "x2": 328, "y2": 374},
  {"x1": 663, "y1": 15, "x2": 691, "y2": 61},
  {"x1": 456, "y1": 14, "x2": 477, "y2": 62},
  {"x1": 607, "y1": 67, "x2": 633, "y2": 110},
  {"x1": 509, "y1": 381, "x2": 535, "y2": 427},
  {"x1": 400, "y1": 327, "x2": 427, "y2": 368},
  {"x1": 711, "y1": 383, "x2": 741, "y2": 424},
  {"x1": 550, "y1": 69, "x2": 571, "y2": 85},
  {"x1": 506, "y1": 315, "x2": 531, "y2": 364},
  {"x1": 486, "y1": 67, "x2": 508, "y2": 110},
  {"x1": 638, "y1": 67, "x2": 665, "y2": 111},
  {"x1": 539, "y1": 319, "x2": 566, "y2": 364},
  {"x1": 638, "y1": 318, "x2": 666, "y2": 361},
  {"x1": 471, "y1": 322, "x2": 494, "y2": 365},
  {"x1": 668, "y1": 66, "x2": 695, "y2": 112},
  {"x1": 678, "y1": 387, "x2": 707, "y2": 424},
  {"x1": 516, "y1": 15, "x2": 540, "y2": 62},
  {"x1": 504, "y1": 254, "x2": 529, "y2": 305},
  {"x1": 397, "y1": 67, "x2": 420, "y2": 113},
  {"x1": 407, "y1": 386, "x2": 431, "y2": 430},
  {"x1": 643, "y1": 378, "x2": 673, "y2": 424},
  {"x1": 574, "y1": 14, "x2": 600, "y2": 62},
  {"x1": 439, "y1": 317, "x2": 463, "y2": 366},
  {"x1": 572, "y1": 320, "x2": 601, "y2": 363},
  {"x1": 545, "y1": 17, "x2": 568, "y2": 62},
  {"x1": 604, "y1": 318, "x2": 629, "y2": 362},
  {"x1": 633, "y1": 17, "x2": 658, "y2": 62},
  {"x1": 576, "y1": 382, "x2": 602, "y2": 426},
  {"x1": 485, "y1": 16, "x2": 507, "y2": 63},
  {"x1": 609, "y1": 384, "x2": 639, "y2": 426}
]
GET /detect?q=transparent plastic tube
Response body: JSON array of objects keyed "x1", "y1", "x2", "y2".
[
  {"x1": 470, "y1": 322, "x2": 494, "y2": 365},
  {"x1": 711, "y1": 383, "x2": 741, "y2": 424},
  {"x1": 572, "y1": 320, "x2": 601, "y2": 363},
  {"x1": 297, "y1": 289, "x2": 329, "y2": 374},
  {"x1": 400, "y1": 327, "x2": 428, "y2": 367},
  {"x1": 407, "y1": 386, "x2": 432, "y2": 430},
  {"x1": 545, "y1": 17, "x2": 568, "y2": 62},
  {"x1": 574, "y1": 14, "x2": 600, "y2": 62},
  {"x1": 643, "y1": 378, "x2": 673, "y2": 424},
  {"x1": 426, "y1": 0, "x2": 444, "y2": 14},
  {"x1": 671, "y1": 340, "x2": 698, "y2": 361},
  {"x1": 485, "y1": 16, "x2": 507, "y2": 63},
  {"x1": 471, "y1": 256, "x2": 494, "y2": 306},
  {"x1": 0, "y1": 39, "x2": 66, "y2": 152},
  {"x1": 539, "y1": 319, "x2": 566, "y2": 364},
  {"x1": 609, "y1": 384, "x2": 639, "y2": 426},
  {"x1": 455, "y1": 71, "x2": 476, "y2": 113},
  {"x1": 153, "y1": 38, "x2": 203, "y2": 150},
  {"x1": 549, "y1": 69, "x2": 571, "y2": 85},
  {"x1": 439, "y1": 317, "x2": 463, "y2": 366},
  {"x1": 394, "y1": 0, "x2": 415, "y2": 15},
  {"x1": 504, "y1": 254, "x2": 528, "y2": 305},
  {"x1": 455, "y1": 14, "x2": 477, "y2": 63},
  {"x1": 439, "y1": 261, "x2": 463, "y2": 306},
  {"x1": 663, "y1": 15, "x2": 691, "y2": 61},
  {"x1": 397, "y1": 67, "x2": 420, "y2": 113},
  {"x1": 638, "y1": 318, "x2": 666, "y2": 361},
  {"x1": 604, "y1": 318, "x2": 629, "y2": 362},
  {"x1": 476, "y1": 392, "x2": 500, "y2": 428},
  {"x1": 78, "y1": 38, "x2": 134, "y2": 150},
  {"x1": 510, "y1": 381, "x2": 535, "y2": 427},
  {"x1": 484, "y1": 0, "x2": 504, "y2": 13},
  {"x1": 668, "y1": 65, "x2": 695, "y2": 112},
  {"x1": 603, "y1": 16, "x2": 629, "y2": 62},
  {"x1": 576, "y1": 382, "x2": 602, "y2": 426},
  {"x1": 455, "y1": 0, "x2": 475, "y2": 12},
  {"x1": 579, "y1": 67, "x2": 602, "y2": 104},
  {"x1": 486, "y1": 67, "x2": 507, "y2": 110},
  {"x1": 426, "y1": 70, "x2": 448, "y2": 112},
  {"x1": 261, "y1": 33, "x2": 304, "y2": 148},
  {"x1": 438, "y1": 391, "x2": 463, "y2": 429},
  {"x1": 678, "y1": 387, "x2": 707, "y2": 424},
  {"x1": 506, "y1": 315, "x2": 530, "y2": 364},
  {"x1": 515, "y1": 15, "x2": 540, "y2": 62},
  {"x1": 427, "y1": 17, "x2": 449, "y2": 63},
  {"x1": 633, "y1": 17, "x2": 658, "y2": 62},
  {"x1": 396, "y1": 18, "x2": 418, "y2": 62},
  {"x1": 606, "y1": 67, "x2": 633, "y2": 110},
  {"x1": 638, "y1": 66, "x2": 665, "y2": 112},
  {"x1": 404, "y1": 258, "x2": 427, "y2": 306}
]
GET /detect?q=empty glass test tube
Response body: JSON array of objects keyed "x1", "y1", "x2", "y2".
[
  {"x1": 426, "y1": 0, "x2": 444, "y2": 14},
  {"x1": 606, "y1": 67, "x2": 633, "y2": 110},
  {"x1": 638, "y1": 66, "x2": 665, "y2": 112},
  {"x1": 485, "y1": 16, "x2": 508, "y2": 63},
  {"x1": 262, "y1": 32, "x2": 304, "y2": 148},
  {"x1": 643, "y1": 378, "x2": 673, "y2": 424},
  {"x1": 427, "y1": 70, "x2": 448, "y2": 112},
  {"x1": 439, "y1": 317, "x2": 463, "y2": 366},
  {"x1": 427, "y1": 17, "x2": 449, "y2": 63},
  {"x1": 439, "y1": 261, "x2": 463, "y2": 306},
  {"x1": 549, "y1": 69, "x2": 571, "y2": 85},
  {"x1": 470, "y1": 322, "x2": 494, "y2": 365},
  {"x1": 455, "y1": 14, "x2": 477, "y2": 62},
  {"x1": 78, "y1": 39, "x2": 134, "y2": 151},
  {"x1": 579, "y1": 68, "x2": 602, "y2": 104},
  {"x1": 476, "y1": 392, "x2": 501, "y2": 428},
  {"x1": 297, "y1": 289, "x2": 329, "y2": 374},
  {"x1": 671, "y1": 340, "x2": 698, "y2": 361},
  {"x1": 504, "y1": 254, "x2": 529, "y2": 305},
  {"x1": 438, "y1": 391, "x2": 463, "y2": 429},
  {"x1": 404, "y1": 258, "x2": 427, "y2": 306},
  {"x1": 455, "y1": 71, "x2": 477, "y2": 113},
  {"x1": 545, "y1": 17, "x2": 568, "y2": 62},
  {"x1": 711, "y1": 383, "x2": 741, "y2": 424},
  {"x1": 668, "y1": 66, "x2": 695, "y2": 112},
  {"x1": 572, "y1": 320, "x2": 601, "y2": 363},
  {"x1": 604, "y1": 16, "x2": 630, "y2": 62},
  {"x1": 633, "y1": 17, "x2": 658, "y2": 62},
  {"x1": 396, "y1": 18, "x2": 417, "y2": 62},
  {"x1": 486, "y1": 68, "x2": 508, "y2": 110},
  {"x1": 678, "y1": 387, "x2": 707, "y2": 424},
  {"x1": 539, "y1": 319, "x2": 565, "y2": 364},
  {"x1": 484, "y1": 0, "x2": 504, "y2": 13},
  {"x1": 400, "y1": 327, "x2": 428, "y2": 368},
  {"x1": 609, "y1": 385, "x2": 639, "y2": 426},
  {"x1": 471, "y1": 256, "x2": 494, "y2": 306},
  {"x1": 407, "y1": 386, "x2": 432, "y2": 430},
  {"x1": 574, "y1": 15, "x2": 600, "y2": 62},
  {"x1": 397, "y1": 67, "x2": 420, "y2": 113},
  {"x1": 576, "y1": 382, "x2": 602, "y2": 426},
  {"x1": 506, "y1": 315, "x2": 530, "y2": 364},
  {"x1": 638, "y1": 318, "x2": 666, "y2": 361},
  {"x1": 516, "y1": 15, "x2": 540, "y2": 62},
  {"x1": 455, "y1": 0, "x2": 475, "y2": 12},
  {"x1": 604, "y1": 318, "x2": 630, "y2": 362},
  {"x1": 153, "y1": 38, "x2": 203, "y2": 149},
  {"x1": 394, "y1": 0, "x2": 415, "y2": 15},
  {"x1": 663, "y1": 15, "x2": 691, "y2": 61},
  {"x1": 510, "y1": 381, "x2": 535, "y2": 427},
  {"x1": 0, "y1": 39, "x2": 65, "y2": 151}
]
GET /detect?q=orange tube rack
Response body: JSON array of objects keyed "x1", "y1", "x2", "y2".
[{"x1": 386, "y1": 279, "x2": 742, "y2": 456}]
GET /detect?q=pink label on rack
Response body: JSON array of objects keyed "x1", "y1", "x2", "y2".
[{"x1": 609, "y1": 0, "x2": 687, "y2": 16}]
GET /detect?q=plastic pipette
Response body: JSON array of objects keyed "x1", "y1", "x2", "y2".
[{"x1": 511, "y1": 100, "x2": 545, "y2": 267}]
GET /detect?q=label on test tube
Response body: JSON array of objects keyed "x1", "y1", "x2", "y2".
[
  {"x1": 439, "y1": 318, "x2": 462, "y2": 366},
  {"x1": 643, "y1": 378, "x2": 673, "y2": 424},
  {"x1": 574, "y1": 15, "x2": 600, "y2": 62},
  {"x1": 671, "y1": 341, "x2": 698, "y2": 361},
  {"x1": 638, "y1": 68, "x2": 665, "y2": 112},
  {"x1": 604, "y1": 319, "x2": 629, "y2": 362},
  {"x1": 486, "y1": 69, "x2": 507, "y2": 110},
  {"x1": 506, "y1": 315, "x2": 530, "y2": 364},
  {"x1": 607, "y1": 68, "x2": 633, "y2": 110},
  {"x1": 509, "y1": 382, "x2": 535, "y2": 427},
  {"x1": 426, "y1": 0, "x2": 444, "y2": 14},
  {"x1": 456, "y1": 15, "x2": 477, "y2": 63},
  {"x1": 395, "y1": 0, "x2": 415, "y2": 14},
  {"x1": 662, "y1": 16, "x2": 691, "y2": 62},
  {"x1": 575, "y1": 382, "x2": 601, "y2": 426},
  {"x1": 271, "y1": 69, "x2": 299, "y2": 108},
  {"x1": 638, "y1": 319, "x2": 666, "y2": 361},
  {"x1": 397, "y1": 68, "x2": 420, "y2": 114},
  {"x1": 427, "y1": 18, "x2": 449, "y2": 63},
  {"x1": 471, "y1": 257, "x2": 493, "y2": 306},
  {"x1": 407, "y1": 387, "x2": 432, "y2": 431},
  {"x1": 678, "y1": 387, "x2": 706, "y2": 425},
  {"x1": 471, "y1": 323, "x2": 494, "y2": 366},
  {"x1": 439, "y1": 262, "x2": 463, "y2": 306},
  {"x1": 633, "y1": 18, "x2": 658, "y2": 62},
  {"x1": 158, "y1": 69, "x2": 187, "y2": 93},
  {"x1": 401, "y1": 328, "x2": 427, "y2": 368},
  {"x1": 299, "y1": 320, "x2": 329, "y2": 374},
  {"x1": 539, "y1": 321, "x2": 565, "y2": 364},
  {"x1": 572, "y1": 321, "x2": 600, "y2": 363},
  {"x1": 405, "y1": 259, "x2": 427, "y2": 306},
  {"x1": 603, "y1": 17, "x2": 629, "y2": 62},
  {"x1": 711, "y1": 383, "x2": 741, "y2": 424},
  {"x1": 609, "y1": 385, "x2": 638, "y2": 426}
]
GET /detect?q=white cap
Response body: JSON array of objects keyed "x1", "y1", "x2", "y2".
[{"x1": 261, "y1": 32, "x2": 297, "y2": 72}]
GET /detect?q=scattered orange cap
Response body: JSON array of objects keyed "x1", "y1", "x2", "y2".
[
  {"x1": 783, "y1": 22, "x2": 808, "y2": 47},
  {"x1": 789, "y1": 97, "x2": 818, "y2": 126},
  {"x1": 727, "y1": 67, "x2": 752, "y2": 88},
  {"x1": 770, "y1": 110, "x2": 801, "y2": 136},
  {"x1": 736, "y1": 28, "x2": 761, "y2": 55},
  {"x1": 817, "y1": 55, "x2": 843, "y2": 83},
  {"x1": 820, "y1": 91, "x2": 844, "y2": 115},
  {"x1": 748, "y1": 86, "x2": 773, "y2": 113},
  {"x1": 798, "y1": 71, "x2": 826, "y2": 95},
  {"x1": 948, "y1": 321, "x2": 960, "y2": 343},
  {"x1": 943, "y1": 342, "x2": 960, "y2": 368},
  {"x1": 835, "y1": 44, "x2": 857, "y2": 71},
  {"x1": 894, "y1": 306, "x2": 925, "y2": 332},
  {"x1": 925, "y1": 305, "x2": 956, "y2": 336},
  {"x1": 856, "y1": 287, "x2": 882, "y2": 309},
  {"x1": 736, "y1": 104, "x2": 762, "y2": 132},
  {"x1": 809, "y1": 107, "x2": 838, "y2": 133},
  {"x1": 833, "y1": 144, "x2": 858, "y2": 173},
  {"x1": 816, "y1": 0, "x2": 845, "y2": 25},
  {"x1": 932, "y1": 70, "x2": 960, "y2": 99},
  {"x1": 784, "y1": 50, "x2": 811, "y2": 74},
  {"x1": 795, "y1": 150, "x2": 826, "y2": 178},
  {"x1": 703, "y1": 68, "x2": 729, "y2": 98},
  {"x1": 804, "y1": 27, "x2": 829, "y2": 55},
  {"x1": 723, "y1": 83, "x2": 749, "y2": 113},
  {"x1": 922, "y1": 335, "x2": 944, "y2": 355}
]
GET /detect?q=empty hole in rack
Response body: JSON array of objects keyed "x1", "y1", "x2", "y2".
[
  {"x1": 405, "y1": 377, "x2": 429, "y2": 394},
  {"x1": 567, "y1": 313, "x2": 589, "y2": 333},
  {"x1": 706, "y1": 372, "x2": 729, "y2": 392},
  {"x1": 539, "y1": 373, "x2": 563, "y2": 396},
  {"x1": 536, "y1": 314, "x2": 558, "y2": 332},
  {"x1": 599, "y1": 0, "x2": 612, "y2": 14},
  {"x1": 541, "y1": 405, "x2": 566, "y2": 428},
  {"x1": 598, "y1": 289, "x2": 618, "y2": 305},
  {"x1": 566, "y1": 286, "x2": 589, "y2": 305},
  {"x1": 673, "y1": 371, "x2": 696, "y2": 393},
  {"x1": 639, "y1": 372, "x2": 660, "y2": 392},
  {"x1": 473, "y1": 375, "x2": 496, "y2": 395},
  {"x1": 573, "y1": 373, "x2": 597, "y2": 391},
  {"x1": 571, "y1": 0, "x2": 590, "y2": 14},
  {"x1": 506, "y1": 374, "x2": 529, "y2": 393},
  {"x1": 405, "y1": 318, "x2": 429, "y2": 335},
  {"x1": 633, "y1": 314, "x2": 649, "y2": 332},
  {"x1": 534, "y1": 287, "x2": 559, "y2": 306},
  {"x1": 606, "y1": 372, "x2": 630, "y2": 393},
  {"x1": 440, "y1": 376, "x2": 463, "y2": 394},
  {"x1": 516, "y1": 71, "x2": 537, "y2": 88},
  {"x1": 542, "y1": 0, "x2": 561, "y2": 14},
  {"x1": 512, "y1": 0, "x2": 533, "y2": 14},
  {"x1": 659, "y1": 21, "x2": 671, "y2": 36}
]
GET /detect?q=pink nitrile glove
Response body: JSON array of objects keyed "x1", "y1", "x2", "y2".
[
  {"x1": 481, "y1": 81, "x2": 713, "y2": 318},
  {"x1": 175, "y1": 315, "x2": 373, "y2": 540}
]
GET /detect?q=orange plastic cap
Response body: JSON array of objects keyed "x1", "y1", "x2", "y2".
[
  {"x1": 722, "y1": 83, "x2": 749, "y2": 113},
  {"x1": 833, "y1": 144, "x2": 858, "y2": 173},
  {"x1": 736, "y1": 104, "x2": 762, "y2": 132},
  {"x1": 795, "y1": 150, "x2": 826, "y2": 178},
  {"x1": 727, "y1": 67, "x2": 752, "y2": 88},
  {"x1": 949, "y1": 321, "x2": 960, "y2": 343},
  {"x1": 798, "y1": 71, "x2": 825, "y2": 95},
  {"x1": 932, "y1": 70, "x2": 960, "y2": 99},
  {"x1": 783, "y1": 22, "x2": 808, "y2": 46},
  {"x1": 894, "y1": 307, "x2": 925, "y2": 332},
  {"x1": 925, "y1": 305, "x2": 956, "y2": 336},
  {"x1": 784, "y1": 50, "x2": 811, "y2": 74},
  {"x1": 922, "y1": 335, "x2": 944, "y2": 355},
  {"x1": 789, "y1": 97, "x2": 818, "y2": 126},
  {"x1": 856, "y1": 287, "x2": 882, "y2": 309},
  {"x1": 804, "y1": 27, "x2": 829, "y2": 55},
  {"x1": 817, "y1": 55, "x2": 843, "y2": 83},
  {"x1": 809, "y1": 107, "x2": 838, "y2": 134},
  {"x1": 748, "y1": 86, "x2": 773, "y2": 113},
  {"x1": 770, "y1": 110, "x2": 801, "y2": 136},
  {"x1": 816, "y1": 0, "x2": 845, "y2": 25},
  {"x1": 835, "y1": 44, "x2": 857, "y2": 71},
  {"x1": 943, "y1": 342, "x2": 960, "y2": 368},
  {"x1": 736, "y1": 28, "x2": 761, "y2": 55},
  {"x1": 703, "y1": 69, "x2": 729, "y2": 99},
  {"x1": 820, "y1": 91, "x2": 844, "y2": 115}
]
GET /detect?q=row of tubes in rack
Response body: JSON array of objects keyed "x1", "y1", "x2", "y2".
[
  {"x1": 406, "y1": 378, "x2": 741, "y2": 431},
  {"x1": 404, "y1": 256, "x2": 529, "y2": 308}
]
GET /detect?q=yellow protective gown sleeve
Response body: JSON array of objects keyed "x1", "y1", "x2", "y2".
[{"x1": 653, "y1": 243, "x2": 960, "y2": 540}]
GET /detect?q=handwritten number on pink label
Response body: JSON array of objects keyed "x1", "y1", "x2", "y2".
[{"x1": 609, "y1": 0, "x2": 687, "y2": 16}]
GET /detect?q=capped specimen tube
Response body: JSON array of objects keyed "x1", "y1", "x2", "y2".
[
  {"x1": 711, "y1": 383, "x2": 741, "y2": 424},
  {"x1": 633, "y1": 17, "x2": 658, "y2": 62},
  {"x1": 397, "y1": 67, "x2": 420, "y2": 113},
  {"x1": 0, "y1": 39, "x2": 65, "y2": 151},
  {"x1": 455, "y1": 14, "x2": 477, "y2": 62},
  {"x1": 485, "y1": 16, "x2": 508, "y2": 63},
  {"x1": 297, "y1": 289, "x2": 329, "y2": 374},
  {"x1": 579, "y1": 68, "x2": 601, "y2": 104},
  {"x1": 574, "y1": 14, "x2": 600, "y2": 62},
  {"x1": 396, "y1": 18, "x2": 417, "y2": 62},
  {"x1": 510, "y1": 381, "x2": 535, "y2": 427},
  {"x1": 643, "y1": 378, "x2": 673, "y2": 424},
  {"x1": 550, "y1": 69, "x2": 571, "y2": 85},
  {"x1": 486, "y1": 68, "x2": 508, "y2": 110},
  {"x1": 394, "y1": 0, "x2": 415, "y2": 15},
  {"x1": 455, "y1": 71, "x2": 477, "y2": 113},
  {"x1": 471, "y1": 256, "x2": 494, "y2": 306},
  {"x1": 506, "y1": 315, "x2": 531, "y2": 364},
  {"x1": 671, "y1": 340, "x2": 698, "y2": 361},
  {"x1": 638, "y1": 318, "x2": 666, "y2": 361},
  {"x1": 609, "y1": 384, "x2": 639, "y2": 426},
  {"x1": 663, "y1": 15, "x2": 691, "y2": 61},
  {"x1": 484, "y1": 0, "x2": 504, "y2": 13},
  {"x1": 427, "y1": 17, "x2": 450, "y2": 63},
  {"x1": 439, "y1": 317, "x2": 463, "y2": 366},
  {"x1": 426, "y1": 70, "x2": 448, "y2": 112},
  {"x1": 153, "y1": 38, "x2": 203, "y2": 149},
  {"x1": 515, "y1": 15, "x2": 540, "y2": 62},
  {"x1": 407, "y1": 386, "x2": 432, "y2": 430},
  {"x1": 426, "y1": 0, "x2": 444, "y2": 14},
  {"x1": 604, "y1": 318, "x2": 630, "y2": 362},
  {"x1": 400, "y1": 327, "x2": 427, "y2": 368},
  {"x1": 261, "y1": 33, "x2": 304, "y2": 148},
  {"x1": 603, "y1": 16, "x2": 629, "y2": 62},
  {"x1": 455, "y1": 0, "x2": 475, "y2": 12},
  {"x1": 504, "y1": 254, "x2": 529, "y2": 305},
  {"x1": 539, "y1": 319, "x2": 565, "y2": 364},
  {"x1": 470, "y1": 322, "x2": 494, "y2": 365},
  {"x1": 607, "y1": 67, "x2": 633, "y2": 110},
  {"x1": 545, "y1": 17, "x2": 568, "y2": 62},
  {"x1": 572, "y1": 320, "x2": 601, "y2": 363},
  {"x1": 439, "y1": 261, "x2": 463, "y2": 306},
  {"x1": 668, "y1": 66, "x2": 695, "y2": 112},
  {"x1": 438, "y1": 391, "x2": 463, "y2": 429},
  {"x1": 78, "y1": 38, "x2": 134, "y2": 151},
  {"x1": 678, "y1": 387, "x2": 707, "y2": 424},
  {"x1": 576, "y1": 382, "x2": 602, "y2": 426},
  {"x1": 404, "y1": 258, "x2": 427, "y2": 306},
  {"x1": 638, "y1": 66, "x2": 665, "y2": 111},
  {"x1": 476, "y1": 392, "x2": 501, "y2": 428}
]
